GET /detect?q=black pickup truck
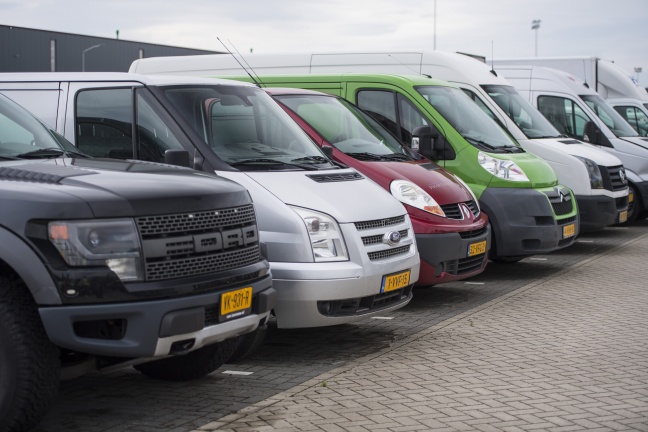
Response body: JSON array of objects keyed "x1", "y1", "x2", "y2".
[{"x1": 0, "y1": 94, "x2": 275, "y2": 432}]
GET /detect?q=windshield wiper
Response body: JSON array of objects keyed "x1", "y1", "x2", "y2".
[
  {"x1": 345, "y1": 152, "x2": 382, "y2": 161},
  {"x1": 290, "y1": 156, "x2": 332, "y2": 164},
  {"x1": 377, "y1": 153, "x2": 413, "y2": 161},
  {"x1": 464, "y1": 137, "x2": 519, "y2": 153},
  {"x1": 16, "y1": 148, "x2": 90, "y2": 159},
  {"x1": 229, "y1": 158, "x2": 319, "y2": 171}
]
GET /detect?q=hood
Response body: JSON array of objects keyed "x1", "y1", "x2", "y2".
[
  {"x1": 621, "y1": 136, "x2": 648, "y2": 150},
  {"x1": 361, "y1": 160, "x2": 474, "y2": 206},
  {"x1": 244, "y1": 168, "x2": 407, "y2": 223},
  {"x1": 0, "y1": 159, "x2": 251, "y2": 219},
  {"x1": 532, "y1": 138, "x2": 624, "y2": 166}
]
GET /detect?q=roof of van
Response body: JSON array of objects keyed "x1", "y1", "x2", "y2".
[
  {"x1": 0, "y1": 72, "x2": 253, "y2": 87},
  {"x1": 493, "y1": 65, "x2": 598, "y2": 96},
  {"x1": 236, "y1": 73, "x2": 459, "y2": 89}
]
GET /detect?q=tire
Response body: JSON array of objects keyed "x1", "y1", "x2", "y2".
[
  {"x1": 620, "y1": 183, "x2": 643, "y2": 226},
  {"x1": 0, "y1": 275, "x2": 60, "y2": 432},
  {"x1": 227, "y1": 326, "x2": 268, "y2": 363},
  {"x1": 133, "y1": 337, "x2": 238, "y2": 381}
]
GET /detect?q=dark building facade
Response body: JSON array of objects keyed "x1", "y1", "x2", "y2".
[{"x1": 1, "y1": 25, "x2": 221, "y2": 72}]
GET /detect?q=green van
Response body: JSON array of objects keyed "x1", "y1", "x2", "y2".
[{"x1": 226, "y1": 74, "x2": 579, "y2": 262}]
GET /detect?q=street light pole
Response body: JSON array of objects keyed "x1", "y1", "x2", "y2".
[
  {"x1": 433, "y1": 0, "x2": 437, "y2": 50},
  {"x1": 531, "y1": 20, "x2": 541, "y2": 57},
  {"x1": 81, "y1": 44, "x2": 103, "y2": 72}
]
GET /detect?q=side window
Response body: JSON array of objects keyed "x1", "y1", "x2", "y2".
[
  {"x1": 462, "y1": 89, "x2": 497, "y2": 120},
  {"x1": 76, "y1": 88, "x2": 184, "y2": 162},
  {"x1": 397, "y1": 94, "x2": 431, "y2": 144},
  {"x1": 538, "y1": 96, "x2": 576, "y2": 138},
  {"x1": 357, "y1": 90, "x2": 399, "y2": 138},
  {"x1": 76, "y1": 89, "x2": 134, "y2": 159},
  {"x1": 614, "y1": 106, "x2": 648, "y2": 136},
  {"x1": 583, "y1": 99, "x2": 616, "y2": 130}
]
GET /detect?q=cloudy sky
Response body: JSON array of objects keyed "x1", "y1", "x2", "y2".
[{"x1": 3, "y1": 0, "x2": 648, "y2": 85}]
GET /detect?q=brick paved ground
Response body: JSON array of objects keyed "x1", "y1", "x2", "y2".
[{"x1": 33, "y1": 223, "x2": 648, "y2": 432}]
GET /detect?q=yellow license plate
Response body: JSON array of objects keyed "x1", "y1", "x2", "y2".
[
  {"x1": 619, "y1": 210, "x2": 628, "y2": 223},
  {"x1": 563, "y1": 223, "x2": 576, "y2": 239},
  {"x1": 220, "y1": 287, "x2": 253, "y2": 319},
  {"x1": 468, "y1": 240, "x2": 487, "y2": 257},
  {"x1": 381, "y1": 270, "x2": 411, "y2": 293},
  {"x1": 629, "y1": 192, "x2": 634, "y2": 203}
]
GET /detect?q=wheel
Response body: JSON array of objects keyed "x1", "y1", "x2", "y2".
[
  {"x1": 227, "y1": 326, "x2": 268, "y2": 363},
  {"x1": 0, "y1": 275, "x2": 60, "y2": 432},
  {"x1": 133, "y1": 338, "x2": 238, "y2": 381}
]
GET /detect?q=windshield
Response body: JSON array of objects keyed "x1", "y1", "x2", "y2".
[
  {"x1": 274, "y1": 94, "x2": 417, "y2": 161},
  {"x1": 160, "y1": 85, "x2": 335, "y2": 170},
  {"x1": 482, "y1": 85, "x2": 561, "y2": 139},
  {"x1": 415, "y1": 86, "x2": 518, "y2": 149},
  {"x1": 580, "y1": 94, "x2": 638, "y2": 138},
  {"x1": 0, "y1": 94, "x2": 81, "y2": 159}
]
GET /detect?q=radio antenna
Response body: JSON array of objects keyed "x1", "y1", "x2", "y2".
[
  {"x1": 228, "y1": 39, "x2": 265, "y2": 87},
  {"x1": 216, "y1": 37, "x2": 263, "y2": 87},
  {"x1": 387, "y1": 54, "x2": 431, "y2": 78},
  {"x1": 489, "y1": 41, "x2": 498, "y2": 77}
]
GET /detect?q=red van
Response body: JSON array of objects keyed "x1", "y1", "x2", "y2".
[{"x1": 267, "y1": 88, "x2": 491, "y2": 286}]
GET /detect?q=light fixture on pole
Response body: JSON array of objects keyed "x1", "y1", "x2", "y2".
[
  {"x1": 433, "y1": 0, "x2": 437, "y2": 50},
  {"x1": 635, "y1": 67, "x2": 643, "y2": 85},
  {"x1": 531, "y1": 19, "x2": 541, "y2": 57},
  {"x1": 81, "y1": 44, "x2": 103, "y2": 72}
]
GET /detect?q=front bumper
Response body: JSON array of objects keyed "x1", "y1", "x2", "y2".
[
  {"x1": 39, "y1": 274, "x2": 275, "y2": 358},
  {"x1": 414, "y1": 224, "x2": 491, "y2": 286},
  {"x1": 576, "y1": 194, "x2": 629, "y2": 232},
  {"x1": 480, "y1": 186, "x2": 579, "y2": 259}
]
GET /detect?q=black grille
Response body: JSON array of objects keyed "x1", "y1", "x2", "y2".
[
  {"x1": 440, "y1": 203, "x2": 462, "y2": 219},
  {"x1": 135, "y1": 205, "x2": 260, "y2": 281},
  {"x1": 557, "y1": 216, "x2": 577, "y2": 226},
  {"x1": 551, "y1": 200, "x2": 573, "y2": 216},
  {"x1": 616, "y1": 196, "x2": 629, "y2": 210},
  {"x1": 458, "y1": 227, "x2": 487, "y2": 239},
  {"x1": 136, "y1": 206, "x2": 256, "y2": 237},
  {"x1": 466, "y1": 200, "x2": 479, "y2": 216},
  {"x1": 440, "y1": 201, "x2": 479, "y2": 219},
  {"x1": 362, "y1": 230, "x2": 408, "y2": 246},
  {"x1": 367, "y1": 245, "x2": 411, "y2": 261},
  {"x1": 355, "y1": 215, "x2": 405, "y2": 230},
  {"x1": 600, "y1": 165, "x2": 628, "y2": 192},
  {"x1": 444, "y1": 254, "x2": 486, "y2": 276},
  {"x1": 145, "y1": 247, "x2": 260, "y2": 281},
  {"x1": 306, "y1": 172, "x2": 364, "y2": 183}
]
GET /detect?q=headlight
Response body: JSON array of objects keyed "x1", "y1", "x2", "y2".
[
  {"x1": 478, "y1": 151, "x2": 529, "y2": 182},
  {"x1": 290, "y1": 206, "x2": 349, "y2": 262},
  {"x1": 574, "y1": 156, "x2": 603, "y2": 189},
  {"x1": 390, "y1": 180, "x2": 445, "y2": 217},
  {"x1": 49, "y1": 219, "x2": 143, "y2": 281}
]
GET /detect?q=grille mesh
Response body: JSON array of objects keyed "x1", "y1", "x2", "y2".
[
  {"x1": 458, "y1": 227, "x2": 487, "y2": 239},
  {"x1": 604, "y1": 165, "x2": 628, "y2": 191},
  {"x1": 355, "y1": 215, "x2": 405, "y2": 231},
  {"x1": 361, "y1": 229, "x2": 408, "y2": 246},
  {"x1": 136, "y1": 205, "x2": 256, "y2": 237},
  {"x1": 145, "y1": 247, "x2": 260, "y2": 281},
  {"x1": 551, "y1": 200, "x2": 573, "y2": 216},
  {"x1": 367, "y1": 245, "x2": 411, "y2": 261}
]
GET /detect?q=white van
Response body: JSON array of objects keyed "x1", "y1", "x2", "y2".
[
  {"x1": 130, "y1": 51, "x2": 629, "y2": 231},
  {"x1": 490, "y1": 65, "x2": 648, "y2": 223},
  {"x1": 0, "y1": 72, "x2": 420, "y2": 329},
  {"x1": 491, "y1": 56, "x2": 648, "y2": 137}
]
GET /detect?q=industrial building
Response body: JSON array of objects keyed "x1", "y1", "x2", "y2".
[{"x1": 0, "y1": 24, "x2": 221, "y2": 72}]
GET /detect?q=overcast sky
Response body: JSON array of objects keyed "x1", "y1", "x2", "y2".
[{"x1": 3, "y1": 0, "x2": 648, "y2": 85}]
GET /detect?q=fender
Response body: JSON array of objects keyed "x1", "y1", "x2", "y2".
[{"x1": 0, "y1": 226, "x2": 61, "y2": 305}]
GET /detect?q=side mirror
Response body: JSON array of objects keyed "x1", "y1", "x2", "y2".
[
  {"x1": 164, "y1": 149, "x2": 192, "y2": 168},
  {"x1": 412, "y1": 125, "x2": 447, "y2": 159},
  {"x1": 321, "y1": 145, "x2": 334, "y2": 159},
  {"x1": 582, "y1": 121, "x2": 600, "y2": 144}
]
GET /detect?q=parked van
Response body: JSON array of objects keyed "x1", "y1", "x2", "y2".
[
  {"x1": 0, "y1": 73, "x2": 420, "y2": 329},
  {"x1": 489, "y1": 65, "x2": 648, "y2": 223},
  {"x1": 193, "y1": 50, "x2": 625, "y2": 232},
  {"x1": 266, "y1": 87, "x2": 491, "y2": 286},
  {"x1": 491, "y1": 56, "x2": 648, "y2": 136}
]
